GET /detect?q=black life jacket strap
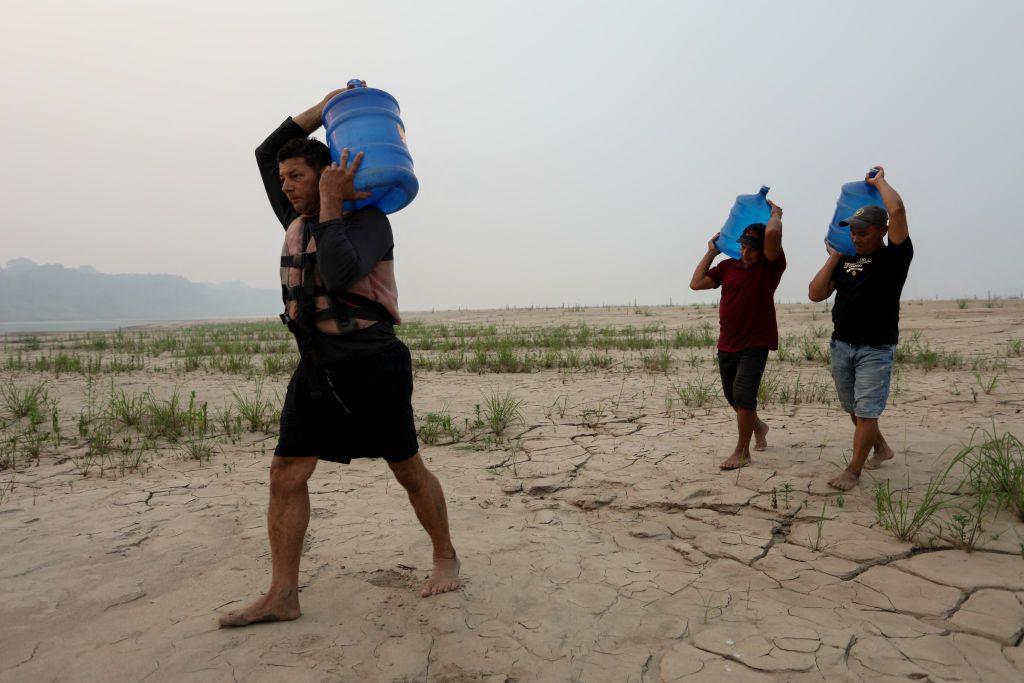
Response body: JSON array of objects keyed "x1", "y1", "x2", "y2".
[
  {"x1": 280, "y1": 253, "x2": 318, "y2": 269},
  {"x1": 282, "y1": 284, "x2": 328, "y2": 302}
]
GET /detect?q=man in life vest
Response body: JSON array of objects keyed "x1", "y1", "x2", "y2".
[
  {"x1": 219, "y1": 85, "x2": 459, "y2": 628},
  {"x1": 809, "y1": 166, "x2": 911, "y2": 491},
  {"x1": 689, "y1": 201, "x2": 786, "y2": 470}
]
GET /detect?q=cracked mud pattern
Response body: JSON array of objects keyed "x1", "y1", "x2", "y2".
[{"x1": 2, "y1": 301, "x2": 1023, "y2": 681}]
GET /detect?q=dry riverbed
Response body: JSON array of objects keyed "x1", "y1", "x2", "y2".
[{"x1": 2, "y1": 299, "x2": 1023, "y2": 681}]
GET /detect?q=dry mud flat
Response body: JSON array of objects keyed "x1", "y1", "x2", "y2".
[{"x1": 2, "y1": 300, "x2": 1024, "y2": 682}]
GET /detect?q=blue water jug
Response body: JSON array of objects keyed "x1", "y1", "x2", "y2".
[
  {"x1": 714, "y1": 186, "x2": 771, "y2": 260},
  {"x1": 322, "y1": 80, "x2": 418, "y2": 214},
  {"x1": 826, "y1": 169, "x2": 882, "y2": 256}
]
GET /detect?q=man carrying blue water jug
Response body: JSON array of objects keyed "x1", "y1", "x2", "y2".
[
  {"x1": 218, "y1": 84, "x2": 459, "y2": 628},
  {"x1": 690, "y1": 201, "x2": 786, "y2": 470},
  {"x1": 808, "y1": 166, "x2": 912, "y2": 491}
]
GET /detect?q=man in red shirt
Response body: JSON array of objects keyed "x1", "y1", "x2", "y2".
[{"x1": 690, "y1": 201, "x2": 786, "y2": 469}]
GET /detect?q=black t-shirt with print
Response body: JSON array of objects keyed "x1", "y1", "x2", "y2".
[{"x1": 830, "y1": 238, "x2": 913, "y2": 345}]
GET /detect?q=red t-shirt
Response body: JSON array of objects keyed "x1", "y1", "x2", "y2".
[{"x1": 707, "y1": 252, "x2": 786, "y2": 352}]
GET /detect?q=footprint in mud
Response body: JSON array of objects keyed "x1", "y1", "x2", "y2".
[{"x1": 363, "y1": 568, "x2": 420, "y2": 590}]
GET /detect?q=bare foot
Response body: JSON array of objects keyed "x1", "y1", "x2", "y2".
[
  {"x1": 720, "y1": 450, "x2": 750, "y2": 471},
  {"x1": 864, "y1": 444, "x2": 894, "y2": 470},
  {"x1": 218, "y1": 588, "x2": 301, "y2": 628},
  {"x1": 421, "y1": 555, "x2": 461, "y2": 597},
  {"x1": 827, "y1": 469, "x2": 861, "y2": 491},
  {"x1": 753, "y1": 421, "x2": 769, "y2": 452}
]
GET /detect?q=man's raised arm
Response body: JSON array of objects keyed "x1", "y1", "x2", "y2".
[
  {"x1": 867, "y1": 166, "x2": 909, "y2": 245},
  {"x1": 763, "y1": 200, "x2": 783, "y2": 261},
  {"x1": 690, "y1": 234, "x2": 722, "y2": 291},
  {"x1": 809, "y1": 246, "x2": 841, "y2": 302},
  {"x1": 254, "y1": 88, "x2": 348, "y2": 228}
]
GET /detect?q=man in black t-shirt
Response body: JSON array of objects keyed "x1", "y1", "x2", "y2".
[{"x1": 809, "y1": 167, "x2": 912, "y2": 490}]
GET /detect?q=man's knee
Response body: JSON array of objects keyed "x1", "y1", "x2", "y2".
[
  {"x1": 270, "y1": 456, "x2": 316, "y2": 495},
  {"x1": 388, "y1": 454, "x2": 431, "y2": 493}
]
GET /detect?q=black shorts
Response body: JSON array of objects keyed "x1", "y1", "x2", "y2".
[
  {"x1": 274, "y1": 341, "x2": 419, "y2": 464},
  {"x1": 718, "y1": 346, "x2": 769, "y2": 410}
]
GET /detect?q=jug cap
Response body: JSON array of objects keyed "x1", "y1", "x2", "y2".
[
  {"x1": 759, "y1": 185, "x2": 770, "y2": 195},
  {"x1": 347, "y1": 79, "x2": 366, "y2": 88}
]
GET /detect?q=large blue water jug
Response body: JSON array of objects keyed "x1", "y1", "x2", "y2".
[
  {"x1": 714, "y1": 186, "x2": 771, "y2": 260},
  {"x1": 322, "y1": 80, "x2": 418, "y2": 214},
  {"x1": 826, "y1": 170, "x2": 882, "y2": 256}
]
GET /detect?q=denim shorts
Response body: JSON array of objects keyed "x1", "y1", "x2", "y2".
[{"x1": 829, "y1": 339, "x2": 895, "y2": 419}]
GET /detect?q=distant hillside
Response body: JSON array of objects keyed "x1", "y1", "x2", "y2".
[{"x1": 0, "y1": 258, "x2": 279, "y2": 322}]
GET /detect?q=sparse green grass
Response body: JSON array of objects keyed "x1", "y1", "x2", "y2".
[
  {"x1": 873, "y1": 457, "x2": 960, "y2": 543},
  {"x1": 674, "y1": 374, "x2": 717, "y2": 410},
  {"x1": 107, "y1": 387, "x2": 149, "y2": 428},
  {"x1": 232, "y1": 378, "x2": 273, "y2": 432},
  {"x1": 974, "y1": 372, "x2": 999, "y2": 395},
  {"x1": 1, "y1": 380, "x2": 49, "y2": 419},
  {"x1": 143, "y1": 390, "x2": 190, "y2": 442},
  {"x1": 641, "y1": 348, "x2": 673, "y2": 373},
  {"x1": 481, "y1": 391, "x2": 524, "y2": 437},
  {"x1": 418, "y1": 408, "x2": 462, "y2": 445},
  {"x1": 182, "y1": 438, "x2": 216, "y2": 464},
  {"x1": 758, "y1": 371, "x2": 781, "y2": 406},
  {"x1": 960, "y1": 427, "x2": 1024, "y2": 521}
]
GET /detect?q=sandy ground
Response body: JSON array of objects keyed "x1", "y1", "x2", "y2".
[{"x1": 2, "y1": 300, "x2": 1024, "y2": 682}]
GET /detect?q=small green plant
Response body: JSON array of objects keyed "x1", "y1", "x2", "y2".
[
  {"x1": 695, "y1": 589, "x2": 726, "y2": 625},
  {"x1": 107, "y1": 386, "x2": 149, "y2": 427},
  {"x1": 22, "y1": 427, "x2": 49, "y2": 464},
  {"x1": 973, "y1": 372, "x2": 999, "y2": 395},
  {"x1": 675, "y1": 374, "x2": 717, "y2": 410},
  {"x1": 232, "y1": 379, "x2": 272, "y2": 432},
  {"x1": 781, "y1": 482, "x2": 793, "y2": 509},
  {"x1": 960, "y1": 427, "x2": 1024, "y2": 520},
  {"x1": 182, "y1": 438, "x2": 215, "y2": 464},
  {"x1": 942, "y1": 489, "x2": 990, "y2": 553},
  {"x1": 873, "y1": 463, "x2": 957, "y2": 542},
  {"x1": 418, "y1": 408, "x2": 461, "y2": 445},
  {"x1": 810, "y1": 500, "x2": 829, "y2": 551},
  {"x1": 758, "y1": 370, "x2": 781, "y2": 406},
  {"x1": 956, "y1": 298, "x2": 968, "y2": 309},
  {"x1": 0, "y1": 436, "x2": 18, "y2": 470},
  {"x1": 115, "y1": 436, "x2": 147, "y2": 476},
  {"x1": 641, "y1": 348, "x2": 673, "y2": 373},
  {"x1": 547, "y1": 395, "x2": 569, "y2": 421},
  {"x1": 144, "y1": 390, "x2": 189, "y2": 442},
  {"x1": 0, "y1": 380, "x2": 50, "y2": 419},
  {"x1": 481, "y1": 390, "x2": 524, "y2": 438}
]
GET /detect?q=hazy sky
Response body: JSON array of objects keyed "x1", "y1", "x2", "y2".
[{"x1": 3, "y1": 0, "x2": 1022, "y2": 311}]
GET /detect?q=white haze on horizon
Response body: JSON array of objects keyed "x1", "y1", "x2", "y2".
[{"x1": 2, "y1": 0, "x2": 1022, "y2": 312}]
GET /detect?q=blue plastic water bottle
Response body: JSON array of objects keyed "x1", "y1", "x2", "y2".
[
  {"x1": 322, "y1": 80, "x2": 419, "y2": 214},
  {"x1": 714, "y1": 186, "x2": 771, "y2": 260},
  {"x1": 826, "y1": 169, "x2": 882, "y2": 256}
]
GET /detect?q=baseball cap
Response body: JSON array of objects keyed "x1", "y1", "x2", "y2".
[
  {"x1": 840, "y1": 205, "x2": 889, "y2": 230},
  {"x1": 737, "y1": 223, "x2": 766, "y2": 250}
]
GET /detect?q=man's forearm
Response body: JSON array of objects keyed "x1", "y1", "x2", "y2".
[
  {"x1": 808, "y1": 255, "x2": 841, "y2": 301},
  {"x1": 690, "y1": 251, "x2": 717, "y2": 288},
  {"x1": 875, "y1": 178, "x2": 905, "y2": 217},
  {"x1": 319, "y1": 192, "x2": 344, "y2": 222},
  {"x1": 293, "y1": 97, "x2": 331, "y2": 133}
]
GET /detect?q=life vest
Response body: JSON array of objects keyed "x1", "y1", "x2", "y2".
[{"x1": 278, "y1": 218, "x2": 393, "y2": 338}]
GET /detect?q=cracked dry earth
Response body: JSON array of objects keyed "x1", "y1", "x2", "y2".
[{"x1": 3, "y1": 300, "x2": 1024, "y2": 682}]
